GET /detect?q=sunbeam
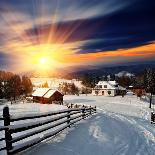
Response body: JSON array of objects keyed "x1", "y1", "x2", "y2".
[{"x1": 0, "y1": 0, "x2": 155, "y2": 76}]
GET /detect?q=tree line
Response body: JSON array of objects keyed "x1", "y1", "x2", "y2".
[
  {"x1": 58, "y1": 82, "x2": 79, "y2": 95},
  {"x1": 0, "y1": 70, "x2": 33, "y2": 101}
]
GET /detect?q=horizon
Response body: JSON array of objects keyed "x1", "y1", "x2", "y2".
[{"x1": 0, "y1": 0, "x2": 155, "y2": 77}]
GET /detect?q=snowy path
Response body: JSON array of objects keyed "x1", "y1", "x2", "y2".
[
  {"x1": 22, "y1": 95, "x2": 155, "y2": 155},
  {"x1": 23, "y1": 112, "x2": 155, "y2": 155}
]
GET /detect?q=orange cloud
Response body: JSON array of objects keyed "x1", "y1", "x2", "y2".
[{"x1": 54, "y1": 42, "x2": 155, "y2": 64}]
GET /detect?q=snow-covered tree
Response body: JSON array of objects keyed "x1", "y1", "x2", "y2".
[
  {"x1": 59, "y1": 82, "x2": 79, "y2": 95},
  {"x1": 144, "y1": 69, "x2": 155, "y2": 108}
]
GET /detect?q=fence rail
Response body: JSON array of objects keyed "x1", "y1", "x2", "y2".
[{"x1": 0, "y1": 105, "x2": 96, "y2": 155}]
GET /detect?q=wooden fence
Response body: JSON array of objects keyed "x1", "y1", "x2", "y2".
[
  {"x1": 151, "y1": 111, "x2": 155, "y2": 124},
  {"x1": 0, "y1": 105, "x2": 96, "y2": 155}
]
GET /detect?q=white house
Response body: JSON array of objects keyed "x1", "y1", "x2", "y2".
[{"x1": 92, "y1": 81, "x2": 126, "y2": 96}]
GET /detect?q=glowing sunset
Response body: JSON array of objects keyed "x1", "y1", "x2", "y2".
[{"x1": 0, "y1": 0, "x2": 154, "y2": 76}]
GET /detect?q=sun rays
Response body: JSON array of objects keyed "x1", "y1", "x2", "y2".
[{"x1": 0, "y1": 0, "x2": 155, "y2": 76}]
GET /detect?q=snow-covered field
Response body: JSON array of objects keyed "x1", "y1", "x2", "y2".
[
  {"x1": 1, "y1": 95, "x2": 155, "y2": 155},
  {"x1": 31, "y1": 78, "x2": 84, "y2": 89},
  {"x1": 0, "y1": 102, "x2": 67, "y2": 116},
  {"x1": 65, "y1": 94, "x2": 152, "y2": 120}
]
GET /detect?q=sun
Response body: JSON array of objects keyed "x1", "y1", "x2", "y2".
[{"x1": 39, "y1": 57, "x2": 48, "y2": 65}]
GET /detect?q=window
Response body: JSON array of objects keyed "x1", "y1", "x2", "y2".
[
  {"x1": 104, "y1": 85, "x2": 107, "y2": 88},
  {"x1": 99, "y1": 85, "x2": 102, "y2": 88},
  {"x1": 95, "y1": 91, "x2": 99, "y2": 95},
  {"x1": 108, "y1": 91, "x2": 111, "y2": 95}
]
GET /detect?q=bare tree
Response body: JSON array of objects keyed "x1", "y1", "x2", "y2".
[{"x1": 22, "y1": 76, "x2": 33, "y2": 96}]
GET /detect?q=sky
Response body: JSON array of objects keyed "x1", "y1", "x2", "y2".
[{"x1": 0, "y1": 0, "x2": 155, "y2": 75}]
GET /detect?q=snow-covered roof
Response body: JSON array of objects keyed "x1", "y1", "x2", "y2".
[
  {"x1": 129, "y1": 85, "x2": 133, "y2": 88},
  {"x1": 32, "y1": 88, "x2": 50, "y2": 97},
  {"x1": 95, "y1": 80, "x2": 127, "y2": 90},
  {"x1": 118, "y1": 86, "x2": 126, "y2": 90},
  {"x1": 108, "y1": 81, "x2": 117, "y2": 85},
  {"x1": 97, "y1": 81, "x2": 116, "y2": 89},
  {"x1": 32, "y1": 88, "x2": 63, "y2": 98},
  {"x1": 43, "y1": 90, "x2": 63, "y2": 98}
]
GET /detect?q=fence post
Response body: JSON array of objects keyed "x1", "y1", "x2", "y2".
[
  {"x1": 151, "y1": 111, "x2": 155, "y2": 124},
  {"x1": 82, "y1": 105, "x2": 85, "y2": 119},
  {"x1": 94, "y1": 106, "x2": 97, "y2": 113},
  {"x1": 3, "y1": 106, "x2": 12, "y2": 155},
  {"x1": 67, "y1": 111, "x2": 71, "y2": 127},
  {"x1": 89, "y1": 106, "x2": 92, "y2": 115}
]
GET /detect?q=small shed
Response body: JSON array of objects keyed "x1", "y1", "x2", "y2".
[
  {"x1": 127, "y1": 86, "x2": 146, "y2": 96},
  {"x1": 32, "y1": 88, "x2": 63, "y2": 104}
]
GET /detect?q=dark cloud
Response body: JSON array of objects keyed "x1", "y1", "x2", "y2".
[
  {"x1": 24, "y1": 0, "x2": 155, "y2": 53},
  {"x1": 75, "y1": 37, "x2": 152, "y2": 53}
]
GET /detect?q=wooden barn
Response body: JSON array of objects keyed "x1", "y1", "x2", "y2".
[
  {"x1": 128, "y1": 86, "x2": 146, "y2": 96},
  {"x1": 32, "y1": 88, "x2": 63, "y2": 104}
]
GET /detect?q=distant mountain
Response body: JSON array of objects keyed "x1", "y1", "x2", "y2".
[
  {"x1": 115, "y1": 71, "x2": 134, "y2": 77},
  {"x1": 72, "y1": 63, "x2": 155, "y2": 77},
  {"x1": 20, "y1": 62, "x2": 155, "y2": 78}
]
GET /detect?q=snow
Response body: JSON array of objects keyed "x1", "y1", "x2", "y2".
[
  {"x1": 32, "y1": 88, "x2": 63, "y2": 98},
  {"x1": 96, "y1": 81, "x2": 116, "y2": 89},
  {"x1": 0, "y1": 102, "x2": 67, "y2": 155},
  {"x1": 43, "y1": 90, "x2": 63, "y2": 98},
  {"x1": 32, "y1": 88, "x2": 50, "y2": 97},
  {"x1": 0, "y1": 99, "x2": 7, "y2": 105},
  {"x1": 96, "y1": 81, "x2": 126, "y2": 91},
  {"x1": 22, "y1": 113, "x2": 155, "y2": 155},
  {"x1": 118, "y1": 85, "x2": 126, "y2": 90},
  {"x1": 1, "y1": 95, "x2": 155, "y2": 155},
  {"x1": 108, "y1": 80, "x2": 117, "y2": 85},
  {"x1": 31, "y1": 78, "x2": 84, "y2": 89},
  {"x1": 0, "y1": 102, "x2": 67, "y2": 120},
  {"x1": 64, "y1": 95, "x2": 151, "y2": 119},
  {"x1": 115, "y1": 71, "x2": 135, "y2": 77}
]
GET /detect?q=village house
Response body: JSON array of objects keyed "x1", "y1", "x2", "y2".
[
  {"x1": 92, "y1": 81, "x2": 126, "y2": 96},
  {"x1": 32, "y1": 88, "x2": 64, "y2": 104},
  {"x1": 127, "y1": 86, "x2": 146, "y2": 96}
]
